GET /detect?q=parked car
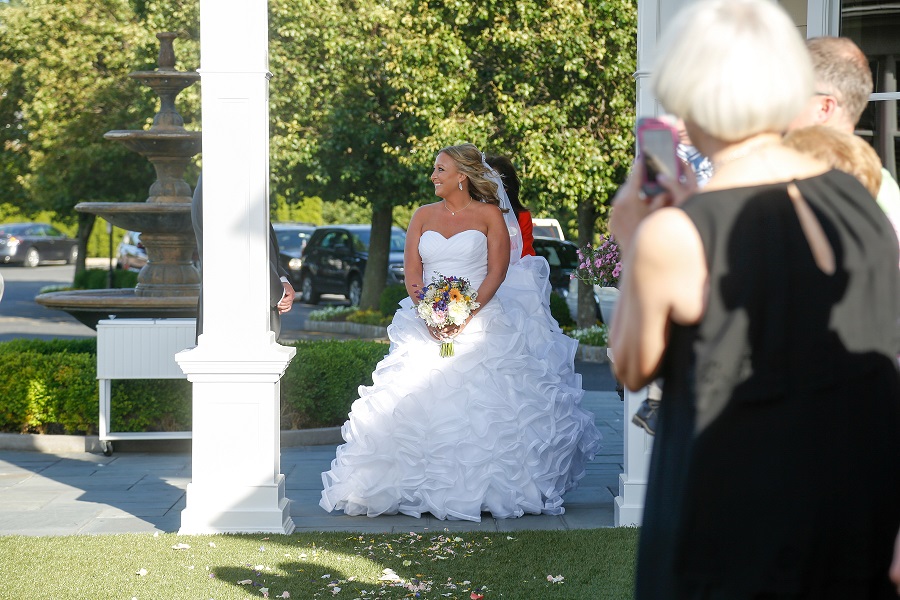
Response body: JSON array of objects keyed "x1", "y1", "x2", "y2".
[
  {"x1": 116, "y1": 231, "x2": 147, "y2": 271},
  {"x1": 533, "y1": 236, "x2": 580, "y2": 298},
  {"x1": 531, "y1": 235, "x2": 604, "y2": 322},
  {"x1": 0, "y1": 222, "x2": 78, "y2": 267},
  {"x1": 272, "y1": 222, "x2": 316, "y2": 286},
  {"x1": 532, "y1": 218, "x2": 565, "y2": 240},
  {"x1": 298, "y1": 224, "x2": 406, "y2": 306}
]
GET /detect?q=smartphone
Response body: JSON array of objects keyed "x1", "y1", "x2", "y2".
[{"x1": 637, "y1": 117, "x2": 681, "y2": 197}]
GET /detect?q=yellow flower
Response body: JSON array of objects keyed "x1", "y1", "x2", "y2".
[{"x1": 449, "y1": 288, "x2": 463, "y2": 302}]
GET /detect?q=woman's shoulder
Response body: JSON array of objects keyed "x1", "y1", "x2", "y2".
[{"x1": 416, "y1": 201, "x2": 444, "y2": 213}]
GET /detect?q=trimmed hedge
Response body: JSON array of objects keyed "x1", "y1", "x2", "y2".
[
  {"x1": 379, "y1": 284, "x2": 409, "y2": 316},
  {"x1": 0, "y1": 338, "x2": 387, "y2": 435},
  {"x1": 280, "y1": 340, "x2": 387, "y2": 429},
  {"x1": 550, "y1": 291, "x2": 574, "y2": 328},
  {"x1": 73, "y1": 268, "x2": 138, "y2": 290}
]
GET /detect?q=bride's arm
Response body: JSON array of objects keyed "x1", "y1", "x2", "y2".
[
  {"x1": 476, "y1": 205, "x2": 511, "y2": 307},
  {"x1": 404, "y1": 208, "x2": 427, "y2": 304}
]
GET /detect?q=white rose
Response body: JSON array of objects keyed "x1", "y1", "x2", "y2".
[
  {"x1": 417, "y1": 303, "x2": 433, "y2": 322},
  {"x1": 447, "y1": 301, "x2": 469, "y2": 325}
]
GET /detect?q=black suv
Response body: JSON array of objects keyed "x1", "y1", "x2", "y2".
[
  {"x1": 273, "y1": 223, "x2": 316, "y2": 286},
  {"x1": 298, "y1": 224, "x2": 406, "y2": 306},
  {"x1": 533, "y1": 236, "x2": 580, "y2": 297}
]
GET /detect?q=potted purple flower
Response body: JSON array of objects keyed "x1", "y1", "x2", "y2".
[{"x1": 574, "y1": 235, "x2": 621, "y2": 323}]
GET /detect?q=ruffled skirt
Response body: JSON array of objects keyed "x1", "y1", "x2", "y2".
[{"x1": 319, "y1": 258, "x2": 602, "y2": 521}]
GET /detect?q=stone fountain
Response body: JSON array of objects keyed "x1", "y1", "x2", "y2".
[{"x1": 36, "y1": 32, "x2": 201, "y2": 329}]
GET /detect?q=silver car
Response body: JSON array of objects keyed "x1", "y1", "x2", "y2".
[{"x1": 0, "y1": 222, "x2": 79, "y2": 267}]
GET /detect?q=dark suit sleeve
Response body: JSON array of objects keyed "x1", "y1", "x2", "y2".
[{"x1": 270, "y1": 224, "x2": 289, "y2": 280}]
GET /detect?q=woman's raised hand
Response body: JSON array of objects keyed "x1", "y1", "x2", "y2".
[{"x1": 610, "y1": 156, "x2": 697, "y2": 253}]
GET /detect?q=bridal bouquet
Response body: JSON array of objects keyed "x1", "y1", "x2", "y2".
[{"x1": 415, "y1": 272, "x2": 480, "y2": 357}]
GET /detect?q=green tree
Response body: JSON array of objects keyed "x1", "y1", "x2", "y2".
[
  {"x1": 269, "y1": 0, "x2": 468, "y2": 309},
  {"x1": 405, "y1": 0, "x2": 637, "y2": 326},
  {"x1": 271, "y1": 0, "x2": 635, "y2": 318},
  {"x1": 0, "y1": 0, "x2": 200, "y2": 273}
]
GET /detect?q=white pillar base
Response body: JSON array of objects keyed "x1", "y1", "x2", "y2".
[
  {"x1": 176, "y1": 340, "x2": 296, "y2": 535},
  {"x1": 614, "y1": 384, "x2": 654, "y2": 527},
  {"x1": 180, "y1": 475, "x2": 294, "y2": 534}
]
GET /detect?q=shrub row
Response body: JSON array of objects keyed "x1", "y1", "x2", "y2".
[
  {"x1": 0, "y1": 338, "x2": 387, "y2": 435},
  {"x1": 74, "y1": 268, "x2": 139, "y2": 290}
]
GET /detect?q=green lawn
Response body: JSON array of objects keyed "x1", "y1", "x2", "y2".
[{"x1": 0, "y1": 528, "x2": 638, "y2": 599}]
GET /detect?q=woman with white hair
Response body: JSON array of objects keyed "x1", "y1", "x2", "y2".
[{"x1": 609, "y1": 0, "x2": 900, "y2": 597}]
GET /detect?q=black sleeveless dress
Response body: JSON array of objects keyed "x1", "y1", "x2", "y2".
[{"x1": 635, "y1": 170, "x2": 900, "y2": 600}]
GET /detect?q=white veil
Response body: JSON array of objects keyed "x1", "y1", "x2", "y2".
[{"x1": 481, "y1": 154, "x2": 523, "y2": 266}]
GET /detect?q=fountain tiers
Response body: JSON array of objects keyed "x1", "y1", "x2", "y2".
[{"x1": 35, "y1": 32, "x2": 202, "y2": 330}]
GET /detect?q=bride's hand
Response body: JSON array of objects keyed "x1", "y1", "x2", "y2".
[{"x1": 440, "y1": 323, "x2": 461, "y2": 339}]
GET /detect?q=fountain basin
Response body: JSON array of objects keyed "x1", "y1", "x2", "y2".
[
  {"x1": 36, "y1": 289, "x2": 198, "y2": 330},
  {"x1": 103, "y1": 131, "x2": 201, "y2": 160},
  {"x1": 75, "y1": 202, "x2": 194, "y2": 232}
]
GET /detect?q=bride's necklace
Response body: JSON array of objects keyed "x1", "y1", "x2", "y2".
[{"x1": 443, "y1": 198, "x2": 474, "y2": 216}]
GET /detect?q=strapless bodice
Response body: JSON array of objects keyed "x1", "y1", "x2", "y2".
[{"x1": 419, "y1": 230, "x2": 488, "y2": 289}]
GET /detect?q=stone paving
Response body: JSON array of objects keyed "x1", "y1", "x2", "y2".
[{"x1": 0, "y1": 391, "x2": 624, "y2": 537}]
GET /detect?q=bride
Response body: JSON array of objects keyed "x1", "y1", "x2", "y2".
[{"x1": 319, "y1": 143, "x2": 601, "y2": 521}]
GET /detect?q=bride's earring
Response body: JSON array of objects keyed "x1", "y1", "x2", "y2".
[{"x1": 458, "y1": 181, "x2": 463, "y2": 191}]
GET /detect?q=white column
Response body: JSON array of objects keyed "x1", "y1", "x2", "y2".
[
  {"x1": 805, "y1": 0, "x2": 840, "y2": 38},
  {"x1": 615, "y1": 385, "x2": 654, "y2": 526},
  {"x1": 175, "y1": 0, "x2": 296, "y2": 534},
  {"x1": 613, "y1": 0, "x2": 692, "y2": 527}
]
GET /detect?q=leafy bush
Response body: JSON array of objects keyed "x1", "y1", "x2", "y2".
[
  {"x1": 0, "y1": 338, "x2": 386, "y2": 435},
  {"x1": 109, "y1": 380, "x2": 192, "y2": 433},
  {"x1": 378, "y1": 284, "x2": 409, "y2": 316},
  {"x1": 346, "y1": 309, "x2": 392, "y2": 327},
  {"x1": 0, "y1": 338, "x2": 97, "y2": 356},
  {"x1": 280, "y1": 340, "x2": 387, "y2": 429},
  {"x1": 550, "y1": 291, "x2": 574, "y2": 328},
  {"x1": 0, "y1": 346, "x2": 97, "y2": 434},
  {"x1": 73, "y1": 268, "x2": 138, "y2": 290},
  {"x1": 569, "y1": 324, "x2": 609, "y2": 347},
  {"x1": 307, "y1": 306, "x2": 356, "y2": 322}
]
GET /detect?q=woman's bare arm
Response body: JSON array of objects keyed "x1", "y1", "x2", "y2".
[
  {"x1": 609, "y1": 208, "x2": 706, "y2": 390},
  {"x1": 404, "y1": 208, "x2": 427, "y2": 303}
]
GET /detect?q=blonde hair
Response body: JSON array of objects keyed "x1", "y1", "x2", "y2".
[
  {"x1": 783, "y1": 126, "x2": 883, "y2": 197},
  {"x1": 652, "y1": 0, "x2": 813, "y2": 142},
  {"x1": 437, "y1": 143, "x2": 503, "y2": 209}
]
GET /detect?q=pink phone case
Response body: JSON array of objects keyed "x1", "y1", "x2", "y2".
[{"x1": 637, "y1": 117, "x2": 681, "y2": 196}]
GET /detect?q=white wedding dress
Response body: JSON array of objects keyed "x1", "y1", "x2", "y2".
[{"x1": 319, "y1": 229, "x2": 601, "y2": 521}]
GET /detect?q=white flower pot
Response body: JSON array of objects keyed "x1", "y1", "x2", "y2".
[{"x1": 597, "y1": 286, "x2": 620, "y2": 324}]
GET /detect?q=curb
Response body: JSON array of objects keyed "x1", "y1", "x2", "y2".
[
  {"x1": 0, "y1": 428, "x2": 344, "y2": 455},
  {"x1": 301, "y1": 320, "x2": 389, "y2": 339},
  {"x1": 577, "y1": 345, "x2": 609, "y2": 364}
]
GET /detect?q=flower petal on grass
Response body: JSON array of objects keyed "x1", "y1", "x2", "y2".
[
  {"x1": 547, "y1": 574, "x2": 565, "y2": 584},
  {"x1": 171, "y1": 543, "x2": 191, "y2": 550},
  {"x1": 238, "y1": 580, "x2": 253, "y2": 585},
  {"x1": 136, "y1": 568, "x2": 148, "y2": 576}
]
